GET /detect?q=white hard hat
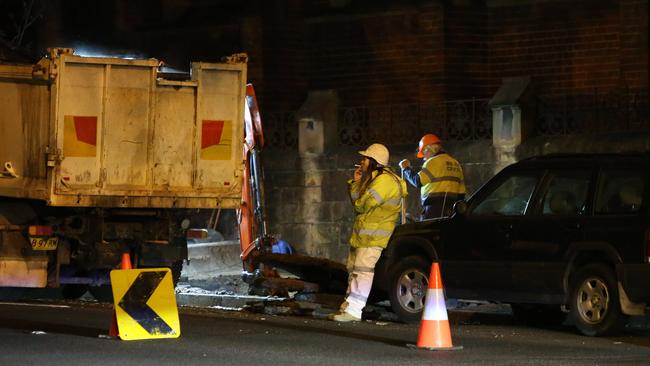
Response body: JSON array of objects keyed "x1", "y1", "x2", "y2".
[{"x1": 359, "y1": 143, "x2": 389, "y2": 166}]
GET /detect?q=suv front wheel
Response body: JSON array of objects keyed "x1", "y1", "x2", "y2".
[
  {"x1": 388, "y1": 256, "x2": 430, "y2": 323},
  {"x1": 569, "y1": 263, "x2": 627, "y2": 336}
]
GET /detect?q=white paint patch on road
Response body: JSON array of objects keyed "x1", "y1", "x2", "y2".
[
  {"x1": 207, "y1": 305, "x2": 243, "y2": 311},
  {"x1": 0, "y1": 302, "x2": 70, "y2": 308}
]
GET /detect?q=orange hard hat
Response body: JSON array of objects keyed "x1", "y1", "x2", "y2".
[{"x1": 417, "y1": 134, "x2": 441, "y2": 158}]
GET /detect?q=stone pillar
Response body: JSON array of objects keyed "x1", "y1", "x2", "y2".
[
  {"x1": 295, "y1": 90, "x2": 340, "y2": 258},
  {"x1": 298, "y1": 90, "x2": 339, "y2": 157},
  {"x1": 489, "y1": 77, "x2": 534, "y2": 173}
]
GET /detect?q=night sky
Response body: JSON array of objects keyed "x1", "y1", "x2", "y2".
[{"x1": 1, "y1": 0, "x2": 249, "y2": 68}]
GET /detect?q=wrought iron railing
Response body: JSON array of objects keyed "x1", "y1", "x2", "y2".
[
  {"x1": 263, "y1": 110, "x2": 298, "y2": 149},
  {"x1": 536, "y1": 88, "x2": 650, "y2": 135},
  {"x1": 338, "y1": 99, "x2": 491, "y2": 146},
  {"x1": 263, "y1": 89, "x2": 649, "y2": 149},
  {"x1": 264, "y1": 98, "x2": 491, "y2": 149}
]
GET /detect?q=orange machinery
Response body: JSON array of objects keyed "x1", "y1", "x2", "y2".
[{"x1": 238, "y1": 85, "x2": 347, "y2": 295}]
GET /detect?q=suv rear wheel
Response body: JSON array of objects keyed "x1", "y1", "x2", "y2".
[
  {"x1": 569, "y1": 263, "x2": 627, "y2": 336},
  {"x1": 388, "y1": 256, "x2": 430, "y2": 323}
]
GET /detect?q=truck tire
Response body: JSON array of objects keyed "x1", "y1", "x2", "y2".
[
  {"x1": 568, "y1": 263, "x2": 627, "y2": 336},
  {"x1": 387, "y1": 255, "x2": 430, "y2": 323}
]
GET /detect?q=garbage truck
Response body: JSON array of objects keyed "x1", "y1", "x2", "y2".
[{"x1": 0, "y1": 48, "x2": 247, "y2": 299}]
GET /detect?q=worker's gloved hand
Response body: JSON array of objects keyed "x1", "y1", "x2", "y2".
[{"x1": 399, "y1": 159, "x2": 411, "y2": 169}]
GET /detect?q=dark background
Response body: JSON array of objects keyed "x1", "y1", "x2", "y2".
[
  {"x1": 1, "y1": 0, "x2": 648, "y2": 258},
  {"x1": 2, "y1": 0, "x2": 647, "y2": 115}
]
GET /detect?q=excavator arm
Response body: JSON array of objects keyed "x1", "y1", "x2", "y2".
[
  {"x1": 240, "y1": 84, "x2": 273, "y2": 272},
  {"x1": 238, "y1": 85, "x2": 347, "y2": 295}
]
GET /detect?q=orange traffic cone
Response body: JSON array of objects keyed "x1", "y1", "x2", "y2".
[
  {"x1": 408, "y1": 262, "x2": 462, "y2": 351},
  {"x1": 107, "y1": 252, "x2": 132, "y2": 338},
  {"x1": 119, "y1": 252, "x2": 132, "y2": 270}
]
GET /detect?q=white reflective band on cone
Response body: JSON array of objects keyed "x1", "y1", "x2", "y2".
[{"x1": 421, "y1": 288, "x2": 448, "y2": 321}]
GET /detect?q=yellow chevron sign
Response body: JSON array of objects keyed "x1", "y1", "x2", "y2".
[{"x1": 110, "y1": 268, "x2": 180, "y2": 340}]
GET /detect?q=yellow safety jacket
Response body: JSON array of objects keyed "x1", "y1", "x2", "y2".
[
  {"x1": 418, "y1": 153, "x2": 466, "y2": 203},
  {"x1": 348, "y1": 169, "x2": 407, "y2": 249}
]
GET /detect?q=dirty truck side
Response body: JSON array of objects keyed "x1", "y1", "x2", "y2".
[{"x1": 0, "y1": 48, "x2": 246, "y2": 297}]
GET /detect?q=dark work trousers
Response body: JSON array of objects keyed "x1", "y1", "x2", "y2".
[{"x1": 421, "y1": 194, "x2": 464, "y2": 220}]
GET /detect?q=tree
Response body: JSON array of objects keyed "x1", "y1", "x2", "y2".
[{"x1": 0, "y1": 0, "x2": 45, "y2": 51}]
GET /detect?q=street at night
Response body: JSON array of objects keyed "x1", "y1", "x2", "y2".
[
  {"x1": 1, "y1": 0, "x2": 649, "y2": 364},
  {"x1": 1, "y1": 300, "x2": 649, "y2": 366}
]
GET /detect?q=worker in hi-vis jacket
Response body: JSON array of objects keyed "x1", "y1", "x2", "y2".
[
  {"x1": 329, "y1": 143, "x2": 407, "y2": 322},
  {"x1": 399, "y1": 133, "x2": 466, "y2": 220}
]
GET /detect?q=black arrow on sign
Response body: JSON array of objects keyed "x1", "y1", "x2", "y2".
[{"x1": 118, "y1": 271, "x2": 174, "y2": 335}]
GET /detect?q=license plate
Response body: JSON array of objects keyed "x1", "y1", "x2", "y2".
[{"x1": 29, "y1": 237, "x2": 59, "y2": 250}]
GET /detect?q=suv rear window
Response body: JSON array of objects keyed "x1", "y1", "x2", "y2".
[{"x1": 595, "y1": 170, "x2": 644, "y2": 214}]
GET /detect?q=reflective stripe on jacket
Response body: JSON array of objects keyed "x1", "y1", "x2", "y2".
[
  {"x1": 418, "y1": 153, "x2": 466, "y2": 204},
  {"x1": 348, "y1": 169, "x2": 407, "y2": 249}
]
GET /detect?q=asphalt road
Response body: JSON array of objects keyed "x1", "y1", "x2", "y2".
[{"x1": 0, "y1": 301, "x2": 649, "y2": 366}]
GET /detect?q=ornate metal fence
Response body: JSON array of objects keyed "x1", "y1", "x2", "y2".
[
  {"x1": 338, "y1": 99, "x2": 491, "y2": 146},
  {"x1": 264, "y1": 98, "x2": 491, "y2": 149},
  {"x1": 536, "y1": 88, "x2": 650, "y2": 135},
  {"x1": 263, "y1": 88, "x2": 649, "y2": 149},
  {"x1": 263, "y1": 110, "x2": 298, "y2": 149}
]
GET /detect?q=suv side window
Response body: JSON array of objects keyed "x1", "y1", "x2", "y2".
[
  {"x1": 595, "y1": 170, "x2": 644, "y2": 214},
  {"x1": 472, "y1": 174, "x2": 538, "y2": 216},
  {"x1": 541, "y1": 171, "x2": 591, "y2": 215}
]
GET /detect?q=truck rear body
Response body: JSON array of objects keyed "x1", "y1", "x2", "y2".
[{"x1": 0, "y1": 49, "x2": 247, "y2": 289}]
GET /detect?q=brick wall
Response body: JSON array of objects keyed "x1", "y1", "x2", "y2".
[
  {"x1": 258, "y1": 0, "x2": 309, "y2": 111},
  {"x1": 486, "y1": 0, "x2": 648, "y2": 98},
  {"x1": 304, "y1": 3, "x2": 446, "y2": 107},
  {"x1": 256, "y1": 0, "x2": 649, "y2": 263},
  {"x1": 444, "y1": 1, "x2": 490, "y2": 99},
  {"x1": 254, "y1": 0, "x2": 647, "y2": 110},
  {"x1": 30, "y1": 1, "x2": 646, "y2": 110},
  {"x1": 619, "y1": 0, "x2": 649, "y2": 89}
]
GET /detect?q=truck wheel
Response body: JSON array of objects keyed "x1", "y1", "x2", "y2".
[
  {"x1": 511, "y1": 304, "x2": 566, "y2": 327},
  {"x1": 569, "y1": 263, "x2": 627, "y2": 336},
  {"x1": 388, "y1": 256, "x2": 430, "y2": 323}
]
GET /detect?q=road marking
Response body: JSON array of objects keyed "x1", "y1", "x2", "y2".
[{"x1": 0, "y1": 302, "x2": 70, "y2": 308}]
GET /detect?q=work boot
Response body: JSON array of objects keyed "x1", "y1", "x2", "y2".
[{"x1": 328, "y1": 311, "x2": 361, "y2": 322}]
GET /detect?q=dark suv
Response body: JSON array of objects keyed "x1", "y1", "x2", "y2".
[{"x1": 375, "y1": 153, "x2": 650, "y2": 336}]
